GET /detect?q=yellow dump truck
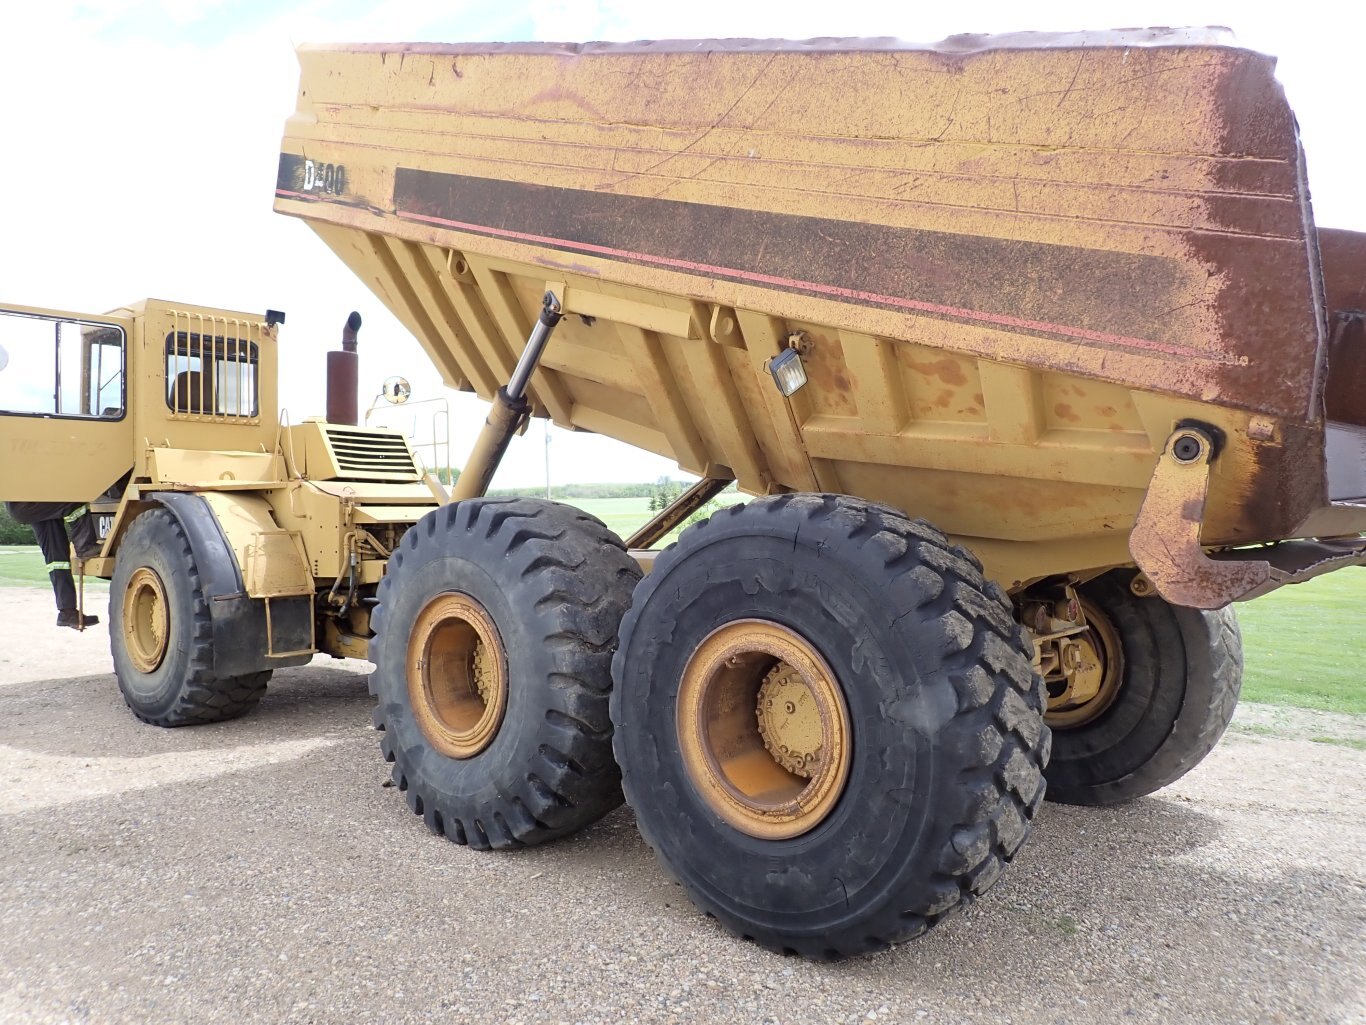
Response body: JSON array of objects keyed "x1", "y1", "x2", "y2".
[
  {"x1": 3, "y1": 28, "x2": 1364, "y2": 958},
  {"x1": 271, "y1": 28, "x2": 1366, "y2": 956}
]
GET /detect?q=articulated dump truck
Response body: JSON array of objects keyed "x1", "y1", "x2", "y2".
[{"x1": 2, "y1": 29, "x2": 1362, "y2": 958}]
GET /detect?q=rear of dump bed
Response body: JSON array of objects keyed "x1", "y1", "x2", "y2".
[{"x1": 275, "y1": 29, "x2": 1366, "y2": 603}]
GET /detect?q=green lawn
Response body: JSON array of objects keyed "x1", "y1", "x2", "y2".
[
  {"x1": 3, "y1": 527, "x2": 1360, "y2": 717},
  {"x1": 570, "y1": 493, "x2": 745, "y2": 543},
  {"x1": 1235, "y1": 567, "x2": 1365, "y2": 715},
  {"x1": 569, "y1": 496, "x2": 661, "y2": 538},
  {"x1": 0, "y1": 546, "x2": 109, "y2": 591}
]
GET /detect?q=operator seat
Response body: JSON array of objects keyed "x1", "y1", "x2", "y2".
[{"x1": 170, "y1": 370, "x2": 215, "y2": 414}]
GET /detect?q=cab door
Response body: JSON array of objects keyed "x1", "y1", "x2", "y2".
[{"x1": 0, "y1": 303, "x2": 135, "y2": 502}]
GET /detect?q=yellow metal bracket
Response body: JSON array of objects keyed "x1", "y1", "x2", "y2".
[
  {"x1": 1128, "y1": 425, "x2": 1269, "y2": 609},
  {"x1": 1127, "y1": 425, "x2": 1366, "y2": 606}
]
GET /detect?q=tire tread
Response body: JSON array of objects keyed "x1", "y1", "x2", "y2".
[
  {"x1": 112, "y1": 509, "x2": 269, "y2": 727},
  {"x1": 611, "y1": 494, "x2": 1049, "y2": 959},
  {"x1": 370, "y1": 498, "x2": 639, "y2": 850}
]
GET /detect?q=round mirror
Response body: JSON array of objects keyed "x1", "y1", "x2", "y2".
[{"x1": 382, "y1": 376, "x2": 411, "y2": 405}]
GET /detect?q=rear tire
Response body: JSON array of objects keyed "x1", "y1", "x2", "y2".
[
  {"x1": 1043, "y1": 572, "x2": 1242, "y2": 806},
  {"x1": 369, "y1": 498, "x2": 640, "y2": 850},
  {"x1": 110, "y1": 508, "x2": 270, "y2": 726},
  {"x1": 611, "y1": 494, "x2": 1049, "y2": 959}
]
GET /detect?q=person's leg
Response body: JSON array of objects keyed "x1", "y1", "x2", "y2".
[
  {"x1": 31, "y1": 519, "x2": 76, "y2": 611},
  {"x1": 31, "y1": 519, "x2": 97, "y2": 628},
  {"x1": 64, "y1": 504, "x2": 100, "y2": 559}
]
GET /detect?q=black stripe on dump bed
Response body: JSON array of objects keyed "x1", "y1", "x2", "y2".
[{"x1": 391, "y1": 167, "x2": 1192, "y2": 355}]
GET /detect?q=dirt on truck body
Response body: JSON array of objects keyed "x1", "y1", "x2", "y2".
[
  {"x1": 2, "y1": 28, "x2": 1360, "y2": 962},
  {"x1": 275, "y1": 29, "x2": 1366, "y2": 599}
]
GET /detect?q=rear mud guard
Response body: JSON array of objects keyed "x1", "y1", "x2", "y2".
[{"x1": 148, "y1": 492, "x2": 313, "y2": 675}]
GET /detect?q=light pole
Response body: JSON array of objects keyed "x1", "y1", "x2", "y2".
[{"x1": 544, "y1": 419, "x2": 552, "y2": 500}]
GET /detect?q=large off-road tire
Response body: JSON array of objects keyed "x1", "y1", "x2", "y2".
[
  {"x1": 369, "y1": 498, "x2": 640, "y2": 850},
  {"x1": 1044, "y1": 572, "x2": 1242, "y2": 806},
  {"x1": 110, "y1": 508, "x2": 270, "y2": 726},
  {"x1": 611, "y1": 494, "x2": 1049, "y2": 959}
]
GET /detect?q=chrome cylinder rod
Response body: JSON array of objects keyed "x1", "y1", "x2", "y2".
[
  {"x1": 506, "y1": 292, "x2": 563, "y2": 401},
  {"x1": 450, "y1": 291, "x2": 564, "y2": 502}
]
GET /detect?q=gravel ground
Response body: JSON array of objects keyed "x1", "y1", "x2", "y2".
[{"x1": 0, "y1": 586, "x2": 1362, "y2": 1025}]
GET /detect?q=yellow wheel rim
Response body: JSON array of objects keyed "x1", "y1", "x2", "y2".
[
  {"x1": 1044, "y1": 596, "x2": 1124, "y2": 730},
  {"x1": 406, "y1": 593, "x2": 508, "y2": 759},
  {"x1": 122, "y1": 567, "x2": 169, "y2": 673},
  {"x1": 677, "y1": 620, "x2": 852, "y2": 840}
]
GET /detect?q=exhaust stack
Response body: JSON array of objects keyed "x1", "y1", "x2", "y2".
[{"x1": 326, "y1": 311, "x2": 362, "y2": 425}]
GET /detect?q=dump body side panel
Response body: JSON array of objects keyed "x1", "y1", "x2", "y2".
[{"x1": 276, "y1": 34, "x2": 1365, "y2": 588}]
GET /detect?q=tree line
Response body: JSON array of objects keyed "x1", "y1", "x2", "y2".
[{"x1": 0, "y1": 506, "x2": 33, "y2": 545}]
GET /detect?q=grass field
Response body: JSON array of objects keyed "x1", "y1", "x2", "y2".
[
  {"x1": 3, "y1": 514, "x2": 1361, "y2": 717},
  {"x1": 572, "y1": 493, "x2": 746, "y2": 540},
  {"x1": 1236, "y1": 567, "x2": 1365, "y2": 715},
  {"x1": 0, "y1": 546, "x2": 109, "y2": 590}
]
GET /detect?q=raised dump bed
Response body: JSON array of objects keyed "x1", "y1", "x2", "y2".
[
  {"x1": 274, "y1": 29, "x2": 1366, "y2": 957},
  {"x1": 275, "y1": 28, "x2": 1366, "y2": 601}
]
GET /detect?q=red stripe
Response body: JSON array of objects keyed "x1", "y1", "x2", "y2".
[{"x1": 396, "y1": 208, "x2": 1210, "y2": 359}]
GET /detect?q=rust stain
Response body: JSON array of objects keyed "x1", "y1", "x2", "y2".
[
  {"x1": 1205, "y1": 424, "x2": 1325, "y2": 544},
  {"x1": 1097, "y1": 405, "x2": 1117, "y2": 417},
  {"x1": 1177, "y1": 49, "x2": 1320, "y2": 424},
  {"x1": 908, "y1": 357, "x2": 968, "y2": 386},
  {"x1": 1318, "y1": 228, "x2": 1366, "y2": 428},
  {"x1": 1053, "y1": 402, "x2": 1081, "y2": 423}
]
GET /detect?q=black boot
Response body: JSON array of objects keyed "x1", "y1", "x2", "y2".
[{"x1": 56, "y1": 609, "x2": 100, "y2": 630}]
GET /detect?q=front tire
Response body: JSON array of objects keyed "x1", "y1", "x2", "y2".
[
  {"x1": 369, "y1": 498, "x2": 640, "y2": 850},
  {"x1": 1043, "y1": 571, "x2": 1243, "y2": 806},
  {"x1": 110, "y1": 508, "x2": 270, "y2": 726},
  {"x1": 611, "y1": 495, "x2": 1049, "y2": 959}
]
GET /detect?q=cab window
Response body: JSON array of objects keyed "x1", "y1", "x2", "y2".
[
  {"x1": 165, "y1": 332, "x2": 259, "y2": 418},
  {"x1": 0, "y1": 309, "x2": 125, "y2": 419}
]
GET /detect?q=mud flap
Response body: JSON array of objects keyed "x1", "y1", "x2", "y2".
[{"x1": 149, "y1": 492, "x2": 313, "y2": 675}]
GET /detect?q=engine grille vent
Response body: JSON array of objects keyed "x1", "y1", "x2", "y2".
[{"x1": 323, "y1": 426, "x2": 419, "y2": 481}]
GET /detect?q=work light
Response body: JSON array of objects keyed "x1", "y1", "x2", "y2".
[{"x1": 768, "y1": 348, "x2": 808, "y2": 396}]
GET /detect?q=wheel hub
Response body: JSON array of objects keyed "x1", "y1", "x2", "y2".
[
  {"x1": 472, "y1": 640, "x2": 497, "y2": 705},
  {"x1": 677, "y1": 620, "x2": 852, "y2": 840},
  {"x1": 1042, "y1": 596, "x2": 1123, "y2": 730},
  {"x1": 756, "y1": 663, "x2": 824, "y2": 777},
  {"x1": 406, "y1": 593, "x2": 508, "y2": 759},
  {"x1": 122, "y1": 566, "x2": 169, "y2": 673}
]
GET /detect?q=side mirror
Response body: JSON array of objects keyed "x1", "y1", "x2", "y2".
[
  {"x1": 0, "y1": 342, "x2": 8, "y2": 372},
  {"x1": 382, "y1": 376, "x2": 411, "y2": 405}
]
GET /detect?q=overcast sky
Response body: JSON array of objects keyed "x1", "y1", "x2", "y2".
[{"x1": 2, "y1": 1, "x2": 1361, "y2": 488}]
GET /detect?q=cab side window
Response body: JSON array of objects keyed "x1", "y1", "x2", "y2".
[
  {"x1": 165, "y1": 332, "x2": 259, "y2": 418},
  {"x1": 0, "y1": 309, "x2": 125, "y2": 419}
]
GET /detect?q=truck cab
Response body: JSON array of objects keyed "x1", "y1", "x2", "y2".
[
  {"x1": 0, "y1": 299, "x2": 278, "y2": 507},
  {"x1": 0, "y1": 297, "x2": 442, "y2": 710}
]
